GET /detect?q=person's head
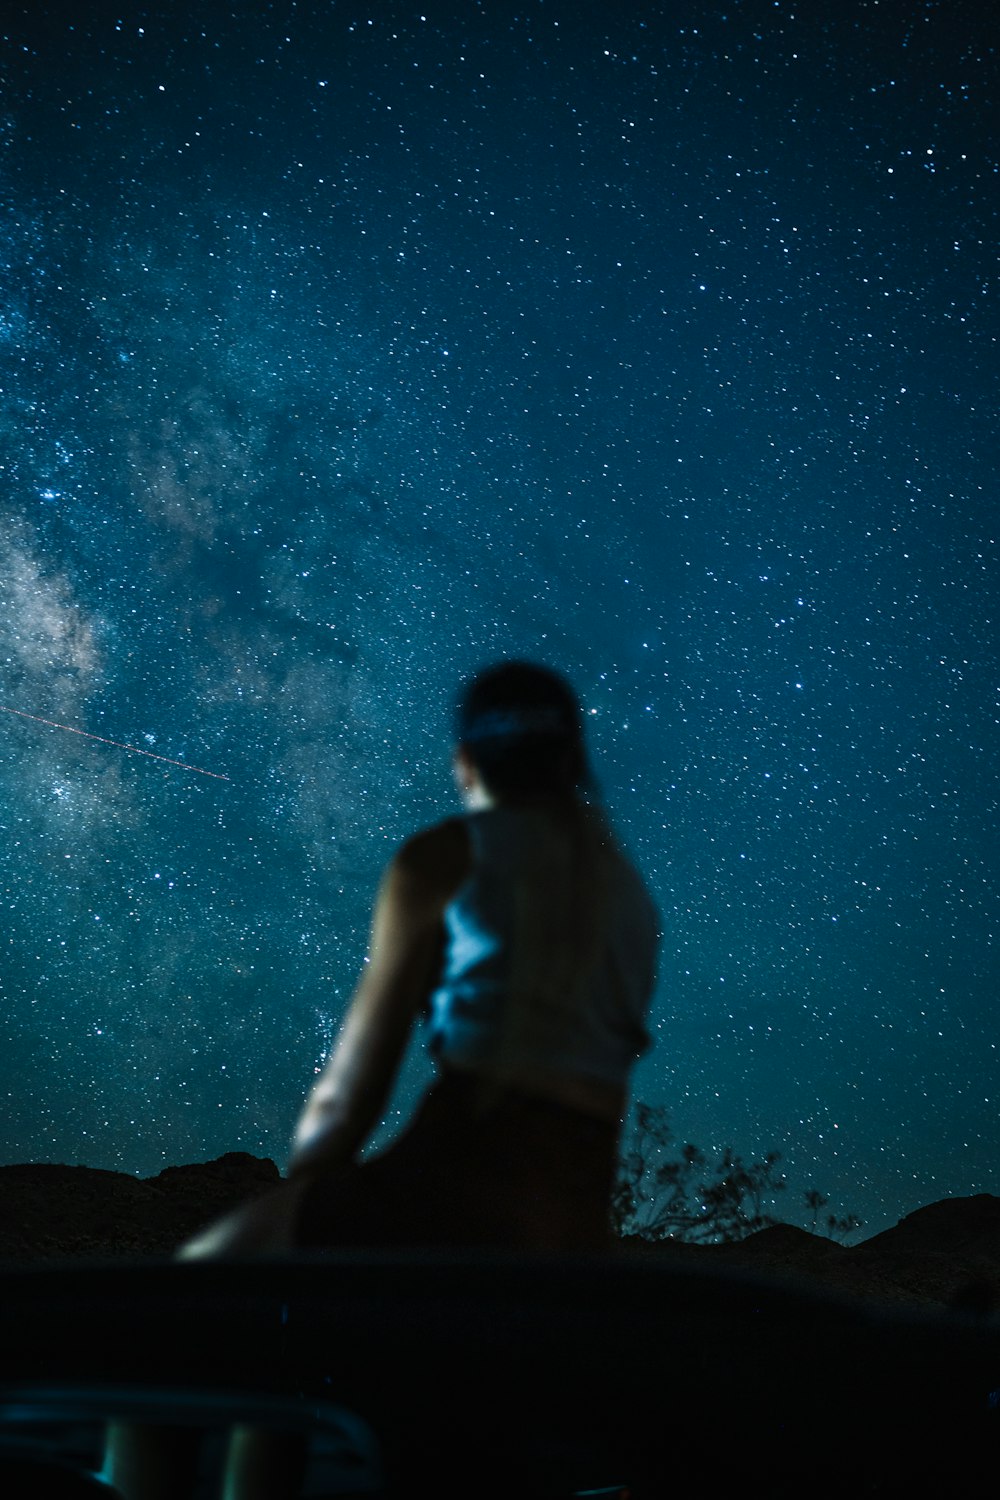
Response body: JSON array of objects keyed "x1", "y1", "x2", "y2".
[{"x1": 453, "y1": 660, "x2": 590, "y2": 805}]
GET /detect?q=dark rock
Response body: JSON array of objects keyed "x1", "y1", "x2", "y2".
[
  {"x1": 2, "y1": 1160, "x2": 999, "y2": 1313},
  {"x1": 0, "y1": 1154, "x2": 281, "y2": 1267},
  {"x1": 719, "y1": 1221, "x2": 847, "y2": 1265},
  {"x1": 616, "y1": 1194, "x2": 1000, "y2": 1308},
  {"x1": 152, "y1": 1151, "x2": 279, "y2": 1190},
  {"x1": 855, "y1": 1192, "x2": 1000, "y2": 1258}
]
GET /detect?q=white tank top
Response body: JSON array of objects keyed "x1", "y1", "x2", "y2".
[{"x1": 428, "y1": 805, "x2": 659, "y2": 1089}]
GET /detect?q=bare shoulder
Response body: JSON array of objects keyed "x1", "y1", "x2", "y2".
[{"x1": 390, "y1": 818, "x2": 471, "y2": 905}]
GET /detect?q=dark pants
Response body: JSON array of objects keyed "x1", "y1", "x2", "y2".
[{"x1": 296, "y1": 1071, "x2": 619, "y2": 1252}]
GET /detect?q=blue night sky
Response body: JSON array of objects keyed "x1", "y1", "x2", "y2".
[{"x1": 1, "y1": 1, "x2": 996, "y2": 1236}]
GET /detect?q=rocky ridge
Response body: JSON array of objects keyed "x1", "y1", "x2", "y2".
[{"x1": 1, "y1": 1155, "x2": 998, "y2": 1311}]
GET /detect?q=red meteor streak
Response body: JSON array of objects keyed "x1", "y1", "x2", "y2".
[{"x1": 0, "y1": 705, "x2": 230, "y2": 781}]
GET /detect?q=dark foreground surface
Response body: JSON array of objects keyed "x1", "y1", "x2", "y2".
[{"x1": 1, "y1": 1253, "x2": 998, "y2": 1498}]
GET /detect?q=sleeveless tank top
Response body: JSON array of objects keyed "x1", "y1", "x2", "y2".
[{"x1": 427, "y1": 805, "x2": 659, "y2": 1090}]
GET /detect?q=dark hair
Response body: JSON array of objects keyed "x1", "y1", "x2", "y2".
[{"x1": 455, "y1": 661, "x2": 590, "y2": 799}]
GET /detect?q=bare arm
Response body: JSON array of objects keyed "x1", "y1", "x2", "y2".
[{"x1": 288, "y1": 820, "x2": 468, "y2": 1178}]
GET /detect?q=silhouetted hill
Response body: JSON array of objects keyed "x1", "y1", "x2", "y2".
[
  {"x1": 0, "y1": 1154, "x2": 280, "y2": 1265},
  {"x1": 619, "y1": 1195, "x2": 1000, "y2": 1310},
  {"x1": 1, "y1": 1157, "x2": 997, "y2": 1310}
]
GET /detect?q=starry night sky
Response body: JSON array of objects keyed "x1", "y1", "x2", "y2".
[{"x1": 1, "y1": 1, "x2": 996, "y2": 1236}]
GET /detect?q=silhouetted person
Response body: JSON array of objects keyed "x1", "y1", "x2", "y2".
[
  {"x1": 188, "y1": 661, "x2": 658, "y2": 1256},
  {"x1": 107, "y1": 661, "x2": 659, "y2": 1498}
]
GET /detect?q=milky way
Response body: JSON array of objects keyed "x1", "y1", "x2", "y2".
[{"x1": 1, "y1": 1, "x2": 996, "y2": 1234}]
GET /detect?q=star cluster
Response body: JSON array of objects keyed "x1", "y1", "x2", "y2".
[{"x1": 0, "y1": 1, "x2": 996, "y2": 1233}]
